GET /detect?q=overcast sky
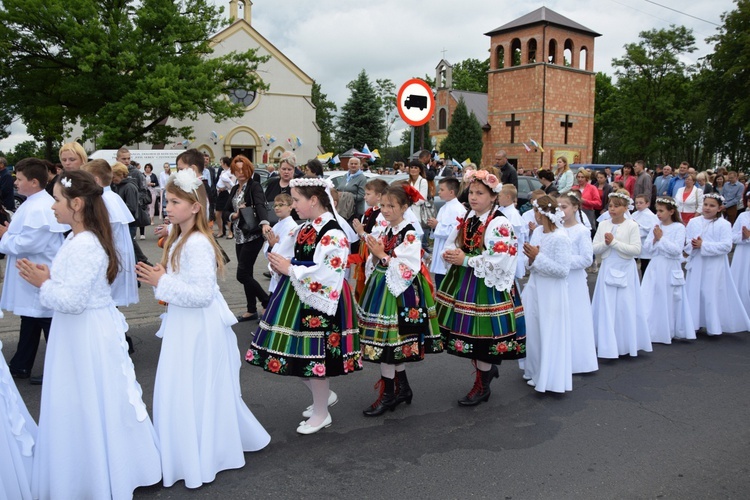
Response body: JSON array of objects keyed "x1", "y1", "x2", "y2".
[{"x1": 0, "y1": 0, "x2": 736, "y2": 153}]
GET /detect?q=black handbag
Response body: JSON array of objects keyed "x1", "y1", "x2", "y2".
[{"x1": 239, "y1": 184, "x2": 260, "y2": 234}]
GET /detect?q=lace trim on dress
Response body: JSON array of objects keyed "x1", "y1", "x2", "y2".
[
  {"x1": 111, "y1": 309, "x2": 149, "y2": 422},
  {"x1": 470, "y1": 256, "x2": 516, "y2": 292},
  {"x1": 289, "y1": 266, "x2": 338, "y2": 316}
]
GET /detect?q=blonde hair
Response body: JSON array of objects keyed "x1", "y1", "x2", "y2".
[
  {"x1": 111, "y1": 162, "x2": 129, "y2": 178},
  {"x1": 59, "y1": 142, "x2": 88, "y2": 164},
  {"x1": 500, "y1": 184, "x2": 518, "y2": 200},
  {"x1": 82, "y1": 159, "x2": 113, "y2": 186},
  {"x1": 161, "y1": 179, "x2": 225, "y2": 277}
]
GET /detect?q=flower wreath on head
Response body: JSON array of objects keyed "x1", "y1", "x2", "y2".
[
  {"x1": 172, "y1": 169, "x2": 201, "y2": 195},
  {"x1": 289, "y1": 177, "x2": 335, "y2": 190},
  {"x1": 402, "y1": 184, "x2": 424, "y2": 204},
  {"x1": 608, "y1": 192, "x2": 634, "y2": 211},
  {"x1": 532, "y1": 198, "x2": 565, "y2": 226},
  {"x1": 463, "y1": 168, "x2": 502, "y2": 193},
  {"x1": 703, "y1": 192, "x2": 725, "y2": 204},
  {"x1": 655, "y1": 197, "x2": 678, "y2": 208},
  {"x1": 60, "y1": 177, "x2": 72, "y2": 189}
]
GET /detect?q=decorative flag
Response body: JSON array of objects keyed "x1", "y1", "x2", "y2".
[
  {"x1": 317, "y1": 152, "x2": 333, "y2": 162},
  {"x1": 269, "y1": 136, "x2": 276, "y2": 144},
  {"x1": 331, "y1": 154, "x2": 341, "y2": 165},
  {"x1": 371, "y1": 149, "x2": 381, "y2": 158},
  {"x1": 461, "y1": 158, "x2": 471, "y2": 167},
  {"x1": 522, "y1": 142, "x2": 532, "y2": 152},
  {"x1": 181, "y1": 139, "x2": 190, "y2": 148},
  {"x1": 452, "y1": 158, "x2": 462, "y2": 168},
  {"x1": 439, "y1": 152, "x2": 445, "y2": 159},
  {"x1": 295, "y1": 136, "x2": 303, "y2": 148},
  {"x1": 529, "y1": 138, "x2": 544, "y2": 153}
]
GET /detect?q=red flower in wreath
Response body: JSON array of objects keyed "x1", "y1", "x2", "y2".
[
  {"x1": 309, "y1": 282, "x2": 322, "y2": 293},
  {"x1": 308, "y1": 316, "x2": 322, "y2": 328},
  {"x1": 329, "y1": 256, "x2": 342, "y2": 268},
  {"x1": 313, "y1": 216, "x2": 323, "y2": 225},
  {"x1": 407, "y1": 308, "x2": 420, "y2": 320},
  {"x1": 320, "y1": 235, "x2": 331, "y2": 246},
  {"x1": 499, "y1": 226, "x2": 510, "y2": 237},
  {"x1": 267, "y1": 358, "x2": 282, "y2": 373},
  {"x1": 509, "y1": 246, "x2": 518, "y2": 256},
  {"x1": 328, "y1": 332, "x2": 341, "y2": 348},
  {"x1": 406, "y1": 233, "x2": 416, "y2": 243}
]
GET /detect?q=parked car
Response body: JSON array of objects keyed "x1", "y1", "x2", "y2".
[{"x1": 517, "y1": 175, "x2": 542, "y2": 207}]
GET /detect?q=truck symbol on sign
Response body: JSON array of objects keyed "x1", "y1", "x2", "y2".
[{"x1": 404, "y1": 94, "x2": 428, "y2": 111}]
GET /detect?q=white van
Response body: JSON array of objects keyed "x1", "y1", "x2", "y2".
[{"x1": 89, "y1": 149, "x2": 180, "y2": 170}]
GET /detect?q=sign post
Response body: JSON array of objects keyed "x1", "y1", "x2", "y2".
[{"x1": 396, "y1": 78, "x2": 435, "y2": 158}]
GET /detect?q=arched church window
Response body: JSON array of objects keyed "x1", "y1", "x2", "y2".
[
  {"x1": 579, "y1": 47, "x2": 589, "y2": 71},
  {"x1": 439, "y1": 108, "x2": 447, "y2": 130},
  {"x1": 511, "y1": 38, "x2": 521, "y2": 67},
  {"x1": 528, "y1": 38, "x2": 537, "y2": 63},
  {"x1": 495, "y1": 45, "x2": 505, "y2": 69},
  {"x1": 564, "y1": 39, "x2": 574, "y2": 67},
  {"x1": 548, "y1": 39, "x2": 557, "y2": 64}
]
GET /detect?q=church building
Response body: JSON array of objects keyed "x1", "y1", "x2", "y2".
[{"x1": 482, "y1": 7, "x2": 600, "y2": 168}]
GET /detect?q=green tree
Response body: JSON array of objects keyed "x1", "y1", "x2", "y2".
[
  {"x1": 375, "y1": 78, "x2": 397, "y2": 149},
  {"x1": 438, "y1": 98, "x2": 483, "y2": 166},
  {"x1": 0, "y1": 0, "x2": 269, "y2": 151},
  {"x1": 7, "y1": 140, "x2": 44, "y2": 164},
  {"x1": 703, "y1": 0, "x2": 750, "y2": 167},
  {"x1": 336, "y1": 70, "x2": 385, "y2": 152},
  {"x1": 311, "y1": 81, "x2": 337, "y2": 153},
  {"x1": 593, "y1": 72, "x2": 620, "y2": 163},
  {"x1": 452, "y1": 58, "x2": 489, "y2": 93},
  {"x1": 608, "y1": 26, "x2": 697, "y2": 163}
]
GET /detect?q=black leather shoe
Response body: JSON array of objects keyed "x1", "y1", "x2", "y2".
[
  {"x1": 237, "y1": 313, "x2": 259, "y2": 322},
  {"x1": 30, "y1": 376, "x2": 43, "y2": 385}
]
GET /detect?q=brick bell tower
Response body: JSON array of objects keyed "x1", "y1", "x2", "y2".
[{"x1": 482, "y1": 7, "x2": 600, "y2": 170}]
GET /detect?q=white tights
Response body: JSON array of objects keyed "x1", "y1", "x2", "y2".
[
  {"x1": 380, "y1": 363, "x2": 405, "y2": 379},
  {"x1": 301, "y1": 378, "x2": 330, "y2": 426},
  {"x1": 475, "y1": 360, "x2": 492, "y2": 372}
]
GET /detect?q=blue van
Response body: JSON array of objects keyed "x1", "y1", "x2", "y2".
[{"x1": 571, "y1": 163, "x2": 621, "y2": 173}]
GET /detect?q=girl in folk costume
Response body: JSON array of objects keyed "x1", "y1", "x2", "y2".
[
  {"x1": 731, "y1": 208, "x2": 750, "y2": 316},
  {"x1": 591, "y1": 191, "x2": 653, "y2": 358},
  {"x1": 351, "y1": 178, "x2": 389, "y2": 300},
  {"x1": 558, "y1": 192, "x2": 599, "y2": 374},
  {"x1": 641, "y1": 197, "x2": 696, "y2": 343},
  {"x1": 247, "y1": 178, "x2": 363, "y2": 435},
  {"x1": 357, "y1": 184, "x2": 443, "y2": 416},
  {"x1": 684, "y1": 193, "x2": 750, "y2": 335},
  {"x1": 522, "y1": 196, "x2": 573, "y2": 393},
  {"x1": 0, "y1": 334, "x2": 37, "y2": 500},
  {"x1": 436, "y1": 169, "x2": 526, "y2": 406},
  {"x1": 17, "y1": 171, "x2": 160, "y2": 499},
  {"x1": 136, "y1": 169, "x2": 269, "y2": 488}
]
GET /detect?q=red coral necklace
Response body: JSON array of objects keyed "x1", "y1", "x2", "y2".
[{"x1": 463, "y1": 211, "x2": 494, "y2": 252}]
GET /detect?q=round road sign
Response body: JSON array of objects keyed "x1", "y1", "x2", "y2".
[{"x1": 396, "y1": 78, "x2": 435, "y2": 127}]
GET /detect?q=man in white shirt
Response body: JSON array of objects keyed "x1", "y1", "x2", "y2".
[{"x1": 427, "y1": 178, "x2": 466, "y2": 288}]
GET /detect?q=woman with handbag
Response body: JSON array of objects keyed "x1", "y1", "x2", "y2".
[{"x1": 226, "y1": 156, "x2": 271, "y2": 322}]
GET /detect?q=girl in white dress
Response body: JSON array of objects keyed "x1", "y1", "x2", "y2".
[
  {"x1": 136, "y1": 169, "x2": 270, "y2": 488},
  {"x1": 684, "y1": 193, "x2": 750, "y2": 335},
  {"x1": 641, "y1": 197, "x2": 696, "y2": 343},
  {"x1": 591, "y1": 191, "x2": 653, "y2": 358},
  {"x1": 558, "y1": 192, "x2": 598, "y2": 374},
  {"x1": 730, "y1": 209, "x2": 750, "y2": 316},
  {"x1": 17, "y1": 170, "x2": 161, "y2": 500},
  {"x1": 0, "y1": 335, "x2": 36, "y2": 500},
  {"x1": 522, "y1": 196, "x2": 573, "y2": 393}
]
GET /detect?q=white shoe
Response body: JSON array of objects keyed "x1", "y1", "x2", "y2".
[
  {"x1": 139, "y1": 235, "x2": 146, "y2": 240},
  {"x1": 527, "y1": 380, "x2": 536, "y2": 387},
  {"x1": 302, "y1": 390, "x2": 338, "y2": 418},
  {"x1": 296, "y1": 413, "x2": 332, "y2": 435}
]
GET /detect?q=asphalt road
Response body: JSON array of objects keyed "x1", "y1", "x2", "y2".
[{"x1": 3, "y1": 230, "x2": 750, "y2": 499}]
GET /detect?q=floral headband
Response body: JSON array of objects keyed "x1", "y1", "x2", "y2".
[
  {"x1": 289, "y1": 177, "x2": 334, "y2": 190},
  {"x1": 655, "y1": 197, "x2": 678, "y2": 208},
  {"x1": 463, "y1": 168, "x2": 501, "y2": 193},
  {"x1": 703, "y1": 192, "x2": 725, "y2": 204},
  {"x1": 171, "y1": 169, "x2": 201, "y2": 195},
  {"x1": 532, "y1": 198, "x2": 564, "y2": 226},
  {"x1": 608, "y1": 192, "x2": 634, "y2": 211}
]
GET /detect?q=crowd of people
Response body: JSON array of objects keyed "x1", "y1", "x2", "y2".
[{"x1": 1, "y1": 146, "x2": 749, "y2": 498}]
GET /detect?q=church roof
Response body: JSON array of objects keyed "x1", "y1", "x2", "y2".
[
  {"x1": 485, "y1": 7, "x2": 601, "y2": 38},
  {"x1": 450, "y1": 90, "x2": 488, "y2": 127}
]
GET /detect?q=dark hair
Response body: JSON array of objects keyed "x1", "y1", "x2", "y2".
[
  {"x1": 384, "y1": 184, "x2": 412, "y2": 208},
  {"x1": 418, "y1": 149, "x2": 431, "y2": 161},
  {"x1": 655, "y1": 197, "x2": 682, "y2": 224},
  {"x1": 292, "y1": 185, "x2": 334, "y2": 214},
  {"x1": 538, "y1": 169, "x2": 555, "y2": 182},
  {"x1": 15, "y1": 158, "x2": 49, "y2": 188},
  {"x1": 365, "y1": 178, "x2": 388, "y2": 194},
  {"x1": 535, "y1": 195, "x2": 559, "y2": 230},
  {"x1": 220, "y1": 156, "x2": 231, "y2": 168},
  {"x1": 56, "y1": 171, "x2": 119, "y2": 284},
  {"x1": 622, "y1": 163, "x2": 634, "y2": 176},
  {"x1": 176, "y1": 148, "x2": 205, "y2": 171},
  {"x1": 144, "y1": 163, "x2": 153, "y2": 173},
  {"x1": 408, "y1": 160, "x2": 425, "y2": 180},
  {"x1": 305, "y1": 159, "x2": 325, "y2": 178},
  {"x1": 439, "y1": 177, "x2": 460, "y2": 195}
]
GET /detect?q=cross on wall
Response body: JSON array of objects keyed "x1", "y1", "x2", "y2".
[
  {"x1": 560, "y1": 114, "x2": 573, "y2": 144},
  {"x1": 505, "y1": 113, "x2": 520, "y2": 143}
]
